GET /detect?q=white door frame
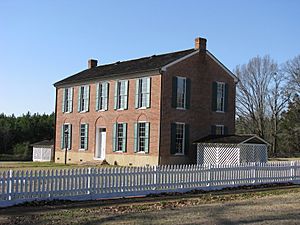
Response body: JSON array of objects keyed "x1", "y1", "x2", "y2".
[{"x1": 95, "y1": 127, "x2": 106, "y2": 160}]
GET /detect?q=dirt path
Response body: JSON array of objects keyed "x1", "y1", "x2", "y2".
[{"x1": 1, "y1": 186, "x2": 300, "y2": 225}]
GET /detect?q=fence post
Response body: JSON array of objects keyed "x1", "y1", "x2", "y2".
[
  {"x1": 290, "y1": 161, "x2": 295, "y2": 182},
  {"x1": 87, "y1": 167, "x2": 91, "y2": 197},
  {"x1": 251, "y1": 162, "x2": 256, "y2": 184},
  {"x1": 8, "y1": 169, "x2": 13, "y2": 201},
  {"x1": 207, "y1": 164, "x2": 211, "y2": 187}
]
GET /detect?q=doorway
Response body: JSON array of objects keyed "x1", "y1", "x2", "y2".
[{"x1": 95, "y1": 128, "x2": 106, "y2": 160}]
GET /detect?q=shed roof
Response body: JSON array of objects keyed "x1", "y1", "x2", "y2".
[
  {"x1": 31, "y1": 140, "x2": 54, "y2": 148},
  {"x1": 193, "y1": 135, "x2": 269, "y2": 145}
]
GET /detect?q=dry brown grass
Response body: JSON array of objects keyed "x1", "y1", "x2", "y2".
[{"x1": 1, "y1": 186, "x2": 300, "y2": 225}]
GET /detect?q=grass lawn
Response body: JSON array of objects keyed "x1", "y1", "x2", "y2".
[
  {"x1": 268, "y1": 157, "x2": 300, "y2": 161},
  {"x1": 0, "y1": 161, "x2": 110, "y2": 171},
  {"x1": 1, "y1": 185, "x2": 300, "y2": 225}
]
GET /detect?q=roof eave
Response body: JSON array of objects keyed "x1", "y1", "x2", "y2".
[
  {"x1": 53, "y1": 68, "x2": 161, "y2": 88},
  {"x1": 206, "y1": 50, "x2": 238, "y2": 83}
]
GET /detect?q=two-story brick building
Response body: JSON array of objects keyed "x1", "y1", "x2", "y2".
[{"x1": 53, "y1": 37, "x2": 238, "y2": 166}]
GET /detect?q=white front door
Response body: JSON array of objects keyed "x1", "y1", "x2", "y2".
[{"x1": 96, "y1": 128, "x2": 106, "y2": 159}]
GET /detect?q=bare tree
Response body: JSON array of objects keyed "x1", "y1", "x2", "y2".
[
  {"x1": 284, "y1": 55, "x2": 300, "y2": 94},
  {"x1": 267, "y1": 72, "x2": 290, "y2": 154},
  {"x1": 235, "y1": 55, "x2": 278, "y2": 139}
]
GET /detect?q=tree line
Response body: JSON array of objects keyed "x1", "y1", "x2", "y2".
[
  {"x1": 0, "y1": 112, "x2": 54, "y2": 160},
  {"x1": 235, "y1": 54, "x2": 300, "y2": 156}
]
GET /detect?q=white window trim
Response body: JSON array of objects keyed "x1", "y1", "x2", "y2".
[
  {"x1": 176, "y1": 76, "x2": 187, "y2": 109},
  {"x1": 97, "y1": 82, "x2": 108, "y2": 111},
  {"x1": 137, "y1": 77, "x2": 150, "y2": 109},
  {"x1": 136, "y1": 121, "x2": 147, "y2": 153},
  {"x1": 215, "y1": 124, "x2": 225, "y2": 135},
  {"x1": 117, "y1": 80, "x2": 128, "y2": 110},
  {"x1": 63, "y1": 88, "x2": 72, "y2": 113},
  {"x1": 115, "y1": 122, "x2": 126, "y2": 152},
  {"x1": 79, "y1": 85, "x2": 89, "y2": 113},
  {"x1": 174, "y1": 122, "x2": 185, "y2": 156},
  {"x1": 216, "y1": 81, "x2": 225, "y2": 113},
  {"x1": 79, "y1": 123, "x2": 88, "y2": 151}
]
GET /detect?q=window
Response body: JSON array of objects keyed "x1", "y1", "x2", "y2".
[
  {"x1": 171, "y1": 122, "x2": 189, "y2": 155},
  {"x1": 96, "y1": 82, "x2": 109, "y2": 111},
  {"x1": 61, "y1": 124, "x2": 72, "y2": 150},
  {"x1": 211, "y1": 125, "x2": 227, "y2": 135},
  {"x1": 175, "y1": 123, "x2": 185, "y2": 154},
  {"x1": 177, "y1": 77, "x2": 186, "y2": 108},
  {"x1": 172, "y1": 77, "x2": 190, "y2": 109},
  {"x1": 114, "y1": 80, "x2": 128, "y2": 110},
  {"x1": 62, "y1": 88, "x2": 73, "y2": 113},
  {"x1": 215, "y1": 125, "x2": 224, "y2": 135},
  {"x1": 78, "y1": 85, "x2": 90, "y2": 112},
  {"x1": 80, "y1": 124, "x2": 88, "y2": 150},
  {"x1": 216, "y1": 82, "x2": 225, "y2": 112},
  {"x1": 112, "y1": 123, "x2": 127, "y2": 152},
  {"x1": 135, "y1": 77, "x2": 151, "y2": 108},
  {"x1": 134, "y1": 122, "x2": 150, "y2": 153}
]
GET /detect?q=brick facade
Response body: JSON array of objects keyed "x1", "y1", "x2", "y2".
[{"x1": 54, "y1": 37, "x2": 236, "y2": 166}]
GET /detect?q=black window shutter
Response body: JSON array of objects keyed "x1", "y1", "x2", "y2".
[
  {"x1": 170, "y1": 123, "x2": 177, "y2": 154},
  {"x1": 186, "y1": 78, "x2": 191, "y2": 109},
  {"x1": 224, "y1": 126, "x2": 228, "y2": 135},
  {"x1": 212, "y1": 82, "x2": 217, "y2": 111},
  {"x1": 184, "y1": 124, "x2": 190, "y2": 155},
  {"x1": 211, "y1": 125, "x2": 216, "y2": 135},
  {"x1": 224, "y1": 83, "x2": 229, "y2": 112},
  {"x1": 171, "y1": 77, "x2": 178, "y2": 108}
]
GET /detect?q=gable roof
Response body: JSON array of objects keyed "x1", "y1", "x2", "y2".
[
  {"x1": 193, "y1": 135, "x2": 270, "y2": 145},
  {"x1": 54, "y1": 49, "x2": 196, "y2": 87}
]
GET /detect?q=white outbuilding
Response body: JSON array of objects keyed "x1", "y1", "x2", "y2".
[
  {"x1": 32, "y1": 140, "x2": 54, "y2": 162},
  {"x1": 194, "y1": 135, "x2": 269, "y2": 165}
]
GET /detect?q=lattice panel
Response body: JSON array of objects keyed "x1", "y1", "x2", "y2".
[
  {"x1": 197, "y1": 144, "x2": 239, "y2": 165},
  {"x1": 33, "y1": 148, "x2": 42, "y2": 161},
  {"x1": 197, "y1": 144, "x2": 217, "y2": 164},
  {"x1": 33, "y1": 147, "x2": 52, "y2": 161},
  {"x1": 239, "y1": 144, "x2": 267, "y2": 163},
  {"x1": 218, "y1": 145, "x2": 240, "y2": 165},
  {"x1": 197, "y1": 143, "x2": 267, "y2": 165}
]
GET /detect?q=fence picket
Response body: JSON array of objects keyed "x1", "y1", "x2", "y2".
[{"x1": 1, "y1": 161, "x2": 300, "y2": 207}]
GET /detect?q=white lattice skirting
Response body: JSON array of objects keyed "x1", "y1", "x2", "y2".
[{"x1": 197, "y1": 143, "x2": 268, "y2": 165}]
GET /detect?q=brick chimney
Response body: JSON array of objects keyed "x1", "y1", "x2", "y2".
[
  {"x1": 195, "y1": 37, "x2": 207, "y2": 52},
  {"x1": 88, "y1": 59, "x2": 98, "y2": 69}
]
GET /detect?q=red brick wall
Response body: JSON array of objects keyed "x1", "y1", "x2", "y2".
[
  {"x1": 159, "y1": 51, "x2": 236, "y2": 165},
  {"x1": 55, "y1": 73, "x2": 162, "y2": 165}
]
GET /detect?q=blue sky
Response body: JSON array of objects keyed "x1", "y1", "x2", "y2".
[{"x1": 0, "y1": 0, "x2": 299, "y2": 115}]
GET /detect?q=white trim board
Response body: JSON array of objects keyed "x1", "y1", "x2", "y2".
[
  {"x1": 206, "y1": 51, "x2": 238, "y2": 83},
  {"x1": 161, "y1": 50, "x2": 199, "y2": 71},
  {"x1": 161, "y1": 49, "x2": 238, "y2": 83}
]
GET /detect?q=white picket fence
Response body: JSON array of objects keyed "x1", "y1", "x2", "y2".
[{"x1": 1, "y1": 161, "x2": 300, "y2": 207}]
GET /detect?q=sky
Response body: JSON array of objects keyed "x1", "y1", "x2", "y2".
[{"x1": 0, "y1": 0, "x2": 300, "y2": 116}]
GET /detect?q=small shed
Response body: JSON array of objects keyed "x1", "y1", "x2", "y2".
[
  {"x1": 32, "y1": 140, "x2": 54, "y2": 162},
  {"x1": 194, "y1": 135, "x2": 269, "y2": 165}
]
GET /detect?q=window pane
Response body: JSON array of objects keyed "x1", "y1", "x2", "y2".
[
  {"x1": 217, "y1": 83, "x2": 225, "y2": 111},
  {"x1": 215, "y1": 126, "x2": 224, "y2": 135},
  {"x1": 175, "y1": 123, "x2": 184, "y2": 154},
  {"x1": 117, "y1": 124, "x2": 124, "y2": 151},
  {"x1": 118, "y1": 81, "x2": 127, "y2": 109},
  {"x1": 138, "y1": 123, "x2": 146, "y2": 152},
  {"x1": 176, "y1": 78, "x2": 186, "y2": 108},
  {"x1": 80, "y1": 124, "x2": 86, "y2": 149}
]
